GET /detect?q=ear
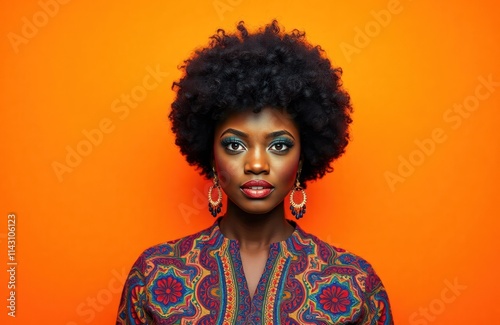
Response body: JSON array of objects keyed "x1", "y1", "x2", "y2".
[
  {"x1": 210, "y1": 156, "x2": 216, "y2": 176},
  {"x1": 297, "y1": 159, "x2": 303, "y2": 180}
]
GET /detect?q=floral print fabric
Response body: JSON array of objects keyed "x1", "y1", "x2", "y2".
[{"x1": 116, "y1": 219, "x2": 393, "y2": 324}]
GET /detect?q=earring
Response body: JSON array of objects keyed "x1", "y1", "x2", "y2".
[
  {"x1": 208, "y1": 168, "x2": 223, "y2": 217},
  {"x1": 289, "y1": 177, "x2": 307, "y2": 219}
]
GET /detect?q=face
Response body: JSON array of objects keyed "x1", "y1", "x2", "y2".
[{"x1": 213, "y1": 107, "x2": 301, "y2": 215}]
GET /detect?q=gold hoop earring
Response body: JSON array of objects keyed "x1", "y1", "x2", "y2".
[
  {"x1": 208, "y1": 168, "x2": 223, "y2": 217},
  {"x1": 289, "y1": 178, "x2": 306, "y2": 219}
]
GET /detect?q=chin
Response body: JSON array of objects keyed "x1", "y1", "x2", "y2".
[{"x1": 236, "y1": 201, "x2": 283, "y2": 216}]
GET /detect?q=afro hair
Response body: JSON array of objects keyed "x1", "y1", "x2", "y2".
[{"x1": 169, "y1": 20, "x2": 353, "y2": 185}]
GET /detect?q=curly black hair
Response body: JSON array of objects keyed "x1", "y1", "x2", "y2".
[{"x1": 169, "y1": 20, "x2": 352, "y2": 185}]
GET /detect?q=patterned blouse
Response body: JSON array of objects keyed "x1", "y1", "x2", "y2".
[{"x1": 116, "y1": 219, "x2": 393, "y2": 324}]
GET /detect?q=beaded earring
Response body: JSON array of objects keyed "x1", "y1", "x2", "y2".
[
  {"x1": 289, "y1": 174, "x2": 307, "y2": 219},
  {"x1": 208, "y1": 168, "x2": 223, "y2": 217}
]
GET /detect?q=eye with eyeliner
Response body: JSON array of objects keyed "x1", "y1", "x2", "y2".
[
  {"x1": 220, "y1": 136, "x2": 295, "y2": 153},
  {"x1": 269, "y1": 137, "x2": 294, "y2": 153},
  {"x1": 221, "y1": 137, "x2": 246, "y2": 152}
]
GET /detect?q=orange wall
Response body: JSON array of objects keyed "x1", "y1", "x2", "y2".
[{"x1": 1, "y1": 1, "x2": 499, "y2": 324}]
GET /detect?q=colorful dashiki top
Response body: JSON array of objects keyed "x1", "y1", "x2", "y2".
[{"x1": 116, "y1": 219, "x2": 393, "y2": 324}]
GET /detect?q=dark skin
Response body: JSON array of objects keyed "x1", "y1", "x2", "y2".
[
  {"x1": 219, "y1": 207, "x2": 295, "y2": 299},
  {"x1": 213, "y1": 107, "x2": 301, "y2": 299}
]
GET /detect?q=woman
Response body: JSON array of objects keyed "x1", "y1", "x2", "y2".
[{"x1": 116, "y1": 21, "x2": 393, "y2": 324}]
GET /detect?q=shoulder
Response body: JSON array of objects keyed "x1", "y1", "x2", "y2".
[
  {"x1": 293, "y1": 224, "x2": 385, "y2": 294},
  {"x1": 292, "y1": 225, "x2": 393, "y2": 323},
  {"x1": 130, "y1": 224, "x2": 217, "y2": 275}
]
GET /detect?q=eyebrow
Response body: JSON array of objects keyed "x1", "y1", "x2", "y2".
[
  {"x1": 220, "y1": 128, "x2": 295, "y2": 140},
  {"x1": 220, "y1": 128, "x2": 248, "y2": 138},
  {"x1": 267, "y1": 130, "x2": 295, "y2": 140}
]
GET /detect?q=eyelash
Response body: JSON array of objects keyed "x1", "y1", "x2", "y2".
[
  {"x1": 220, "y1": 137, "x2": 294, "y2": 153},
  {"x1": 269, "y1": 139, "x2": 294, "y2": 153},
  {"x1": 221, "y1": 137, "x2": 246, "y2": 152}
]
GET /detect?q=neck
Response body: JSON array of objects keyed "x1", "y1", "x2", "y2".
[{"x1": 219, "y1": 200, "x2": 294, "y2": 250}]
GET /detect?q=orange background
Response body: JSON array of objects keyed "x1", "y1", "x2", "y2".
[{"x1": 1, "y1": 0, "x2": 499, "y2": 324}]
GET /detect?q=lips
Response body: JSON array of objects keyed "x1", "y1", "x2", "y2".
[{"x1": 240, "y1": 180, "x2": 274, "y2": 199}]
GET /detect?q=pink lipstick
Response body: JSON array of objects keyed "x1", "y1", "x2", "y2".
[{"x1": 240, "y1": 180, "x2": 274, "y2": 199}]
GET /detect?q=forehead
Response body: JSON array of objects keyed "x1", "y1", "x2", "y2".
[{"x1": 215, "y1": 107, "x2": 299, "y2": 136}]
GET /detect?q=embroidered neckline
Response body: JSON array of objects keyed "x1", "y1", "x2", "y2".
[{"x1": 211, "y1": 217, "x2": 301, "y2": 251}]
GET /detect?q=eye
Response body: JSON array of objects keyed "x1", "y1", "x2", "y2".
[
  {"x1": 269, "y1": 138, "x2": 294, "y2": 153},
  {"x1": 221, "y1": 137, "x2": 247, "y2": 153},
  {"x1": 227, "y1": 142, "x2": 245, "y2": 151},
  {"x1": 270, "y1": 143, "x2": 287, "y2": 151}
]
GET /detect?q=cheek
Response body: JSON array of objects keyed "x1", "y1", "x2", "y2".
[
  {"x1": 213, "y1": 149, "x2": 239, "y2": 187},
  {"x1": 272, "y1": 153, "x2": 301, "y2": 188},
  {"x1": 282, "y1": 164, "x2": 299, "y2": 187}
]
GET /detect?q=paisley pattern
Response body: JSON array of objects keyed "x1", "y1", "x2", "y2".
[{"x1": 116, "y1": 219, "x2": 393, "y2": 324}]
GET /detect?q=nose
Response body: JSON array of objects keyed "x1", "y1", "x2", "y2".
[{"x1": 244, "y1": 146, "x2": 270, "y2": 175}]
